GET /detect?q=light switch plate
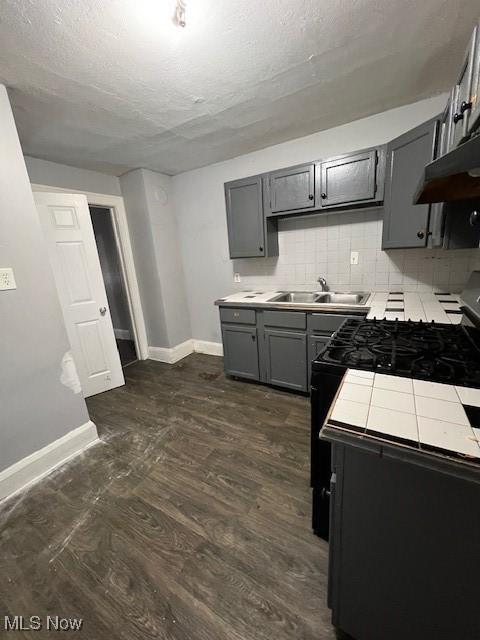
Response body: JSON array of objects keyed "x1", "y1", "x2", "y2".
[
  {"x1": 0, "y1": 268, "x2": 16, "y2": 290},
  {"x1": 350, "y1": 251, "x2": 359, "y2": 265},
  {"x1": 234, "y1": 272, "x2": 241, "y2": 283}
]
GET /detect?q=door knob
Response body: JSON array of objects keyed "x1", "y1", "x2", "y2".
[
  {"x1": 321, "y1": 192, "x2": 327, "y2": 199},
  {"x1": 460, "y1": 100, "x2": 472, "y2": 113},
  {"x1": 99, "y1": 306, "x2": 107, "y2": 316},
  {"x1": 469, "y1": 211, "x2": 480, "y2": 227},
  {"x1": 308, "y1": 194, "x2": 314, "y2": 200},
  {"x1": 453, "y1": 112, "x2": 464, "y2": 124},
  {"x1": 417, "y1": 230, "x2": 425, "y2": 239}
]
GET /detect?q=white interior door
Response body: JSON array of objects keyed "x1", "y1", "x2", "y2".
[{"x1": 34, "y1": 191, "x2": 125, "y2": 397}]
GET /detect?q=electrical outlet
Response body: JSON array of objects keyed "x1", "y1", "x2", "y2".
[
  {"x1": 0, "y1": 268, "x2": 16, "y2": 290},
  {"x1": 350, "y1": 251, "x2": 359, "y2": 266},
  {"x1": 234, "y1": 272, "x2": 241, "y2": 283}
]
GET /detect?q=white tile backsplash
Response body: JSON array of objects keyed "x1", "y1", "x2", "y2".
[{"x1": 233, "y1": 210, "x2": 480, "y2": 292}]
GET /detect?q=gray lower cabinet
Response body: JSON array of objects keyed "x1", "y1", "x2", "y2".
[
  {"x1": 320, "y1": 148, "x2": 384, "y2": 209},
  {"x1": 328, "y1": 442, "x2": 480, "y2": 640},
  {"x1": 269, "y1": 163, "x2": 316, "y2": 214},
  {"x1": 381, "y1": 118, "x2": 438, "y2": 249},
  {"x1": 264, "y1": 329, "x2": 307, "y2": 392},
  {"x1": 219, "y1": 307, "x2": 364, "y2": 392},
  {"x1": 222, "y1": 324, "x2": 259, "y2": 380}
]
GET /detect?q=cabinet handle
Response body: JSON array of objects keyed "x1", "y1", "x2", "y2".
[
  {"x1": 460, "y1": 100, "x2": 472, "y2": 113},
  {"x1": 453, "y1": 112, "x2": 464, "y2": 124},
  {"x1": 321, "y1": 192, "x2": 327, "y2": 199},
  {"x1": 259, "y1": 246, "x2": 264, "y2": 252},
  {"x1": 308, "y1": 194, "x2": 314, "y2": 200},
  {"x1": 417, "y1": 230, "x2": 425, "y2": 239},
  {"x1": 251, "y1": 334, "x2": 256, "y2": 341}
]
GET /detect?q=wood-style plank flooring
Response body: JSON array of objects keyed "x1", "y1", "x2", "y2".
[{"x1": 0, "y1": 355, "x2": 338, "y2": 639}]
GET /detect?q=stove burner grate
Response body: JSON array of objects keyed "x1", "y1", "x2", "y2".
[{"x1": 317, "y1": 318, "x2": 480, "y2": 387}]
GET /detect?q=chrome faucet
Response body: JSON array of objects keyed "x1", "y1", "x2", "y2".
[{"x1": 317, "y1": 277, "x2": 329, "y2": 292}]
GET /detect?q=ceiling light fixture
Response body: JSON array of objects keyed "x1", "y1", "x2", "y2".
[{"x1": 174, "y1": 0, "x2": 186, "y2": 27}]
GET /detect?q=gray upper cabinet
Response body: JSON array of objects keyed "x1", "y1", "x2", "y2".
[
  {"x1": 269, "y1": 163, "x2": 316, "y2": 214},
  {"x1": 225, "y1": 176, "x2": 265, "y2": 258},
  {"x1": 264, "y1": 329, "x2": 307, "y2": 392},
  {"x1": 222, "y1": 324, "x2": 259, "y2": 380},
  {"x1": 319, "y1": 148, "x2": 384, "y2": 209},
  {"x1": 438, "y1": 90, "x2": 455, "y2": 157},
  {"x1": 467, "y1": 21, "x2": 480, "y2": 136},
  {"x1": 451, "y1": 25, "x2": 477, "y2": 147},
  {"x1": 382, "y1": 118, "x2": 438, "y2": 250}
]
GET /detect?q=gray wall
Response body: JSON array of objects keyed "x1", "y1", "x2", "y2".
[
  {"x1": 120, "y1": 169, "x2": 191, "y2": 349},
  {"x1": 172, "y1": 95, "x2": 450, "y2": 344},
  {"x1": 141, "y1": 169, "x2": 191, "y2": 348},
  {"x1": 90, "y1": 207, "x2": 132, "y2": 336},
  {"x1": 25, "y1": 155, "x2": 121, "y2": 196},
  {"x1": 0, "y1": 85, "x2": 90, "y2": 473}
]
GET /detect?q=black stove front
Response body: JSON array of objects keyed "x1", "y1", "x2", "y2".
[{"x1": 310, "y1": 317, "x2": 480, "y2": 540}]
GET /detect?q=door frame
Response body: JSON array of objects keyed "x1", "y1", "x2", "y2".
[{"x1": 32, "y1": 184, "x2": 149, "y2": 360}]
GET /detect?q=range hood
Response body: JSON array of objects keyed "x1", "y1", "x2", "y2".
[{"x1": 415, "y1": 133, "x2": 480, "y2": 204}]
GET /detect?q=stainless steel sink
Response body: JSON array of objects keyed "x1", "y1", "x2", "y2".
[
  {"x1": 270, "y1": 291, "x2": 322, "y2": 303},
  {"x1": 315, "y1": 292, "x2": 369, "y2": 305},
  {"x1": 268, "y1": 291, "x2": 369, "y2": 305}
]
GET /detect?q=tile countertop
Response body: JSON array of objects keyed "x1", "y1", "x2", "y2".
[
  {"x1": 367, "y1": 291, "x2": 463, "y2": 324},
  {"x1": 215, "y1": 290, "x2": 463, "y2": 323},
  {"x1": 323, "y1": 369, "x2": 480, "y2": 467}
]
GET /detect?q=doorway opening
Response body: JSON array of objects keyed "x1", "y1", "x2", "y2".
[{"x1": 90, "y1": 206, "x2": 138, "y2": 367}]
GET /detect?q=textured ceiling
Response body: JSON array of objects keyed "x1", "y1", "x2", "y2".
[{"x1": 1, "y1": 0, "x2": 479, "y2": 175}]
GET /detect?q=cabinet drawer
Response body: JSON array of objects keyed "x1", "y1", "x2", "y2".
[
  {"x1": 220, "y1": 307, "x2": 256, "y2": 325},
  {"x1": 308, "y1": 313, "x2": 353, "y2": 334},
  {"x1": 263, "y1": 310, "x2": 306, "y2": 329}
]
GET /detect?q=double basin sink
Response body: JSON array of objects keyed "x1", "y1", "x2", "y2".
[{"x1": 268, "y1": 291, "x2": 369, "y2": 306}]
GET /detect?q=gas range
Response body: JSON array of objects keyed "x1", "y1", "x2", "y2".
[
  {"x1": 313, "y1": 317, "x2": 480, "y2": 388},
  {"x1": 310, "y1": 273, "x2": 480, "y2": 540}
]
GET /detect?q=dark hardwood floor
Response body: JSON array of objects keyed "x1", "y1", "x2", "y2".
[{"x1": 0, "y1": 354, "x2": 337, "y2": 639}]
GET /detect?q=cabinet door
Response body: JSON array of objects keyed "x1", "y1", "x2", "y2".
[
  {"x1": 225, "y1": 176, "x2": 265, "y2": 258},
  {"x1": 451, "y1": 26, "x2": 477, "y2": 146},
  {"x1": 320, "y1": 149, "x2": 378, "y2": 208},
  {"x1": 269, "y1": 163, "x2": 315, "y2": 213},
  {"x1": 382, "y1": 118, "x2": 438, "y2": 250},
  {"x1": 265, "y1": 330, "x2": 307, "y2": 392},
  {"x1": 222, "y1": 325, "x2": 259, "y2": 380},
  {"x1": 467, "y1": 23, "x2": 480, "y2": 136},
  {"x1": 438, "y1": 90, "x2": 455, "y2": 157}
]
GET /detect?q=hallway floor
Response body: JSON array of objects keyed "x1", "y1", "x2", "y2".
[
  {"x1": 0, "y1": 355, "x2": 336, "y2": 639},
  {"x1": 116, "y1": 338, "x2": 137, "y2": 366}
]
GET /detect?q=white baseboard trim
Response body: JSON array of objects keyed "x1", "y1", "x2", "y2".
[
  {"x1": 0, "y1": 420, "x2": 98, "y2": 504},
  {"x1": 148, "y1": 339, "x2": 195, "y2": 364},
  {"x1": 114, "y1": 328, "x2": 131, "y2": 340},
  {"x1": 148, "y1": 339, "x2": 223, "y2": 364},
  {"x1": 193, "y1": 340, "x2": 223, "y2": 357}
]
